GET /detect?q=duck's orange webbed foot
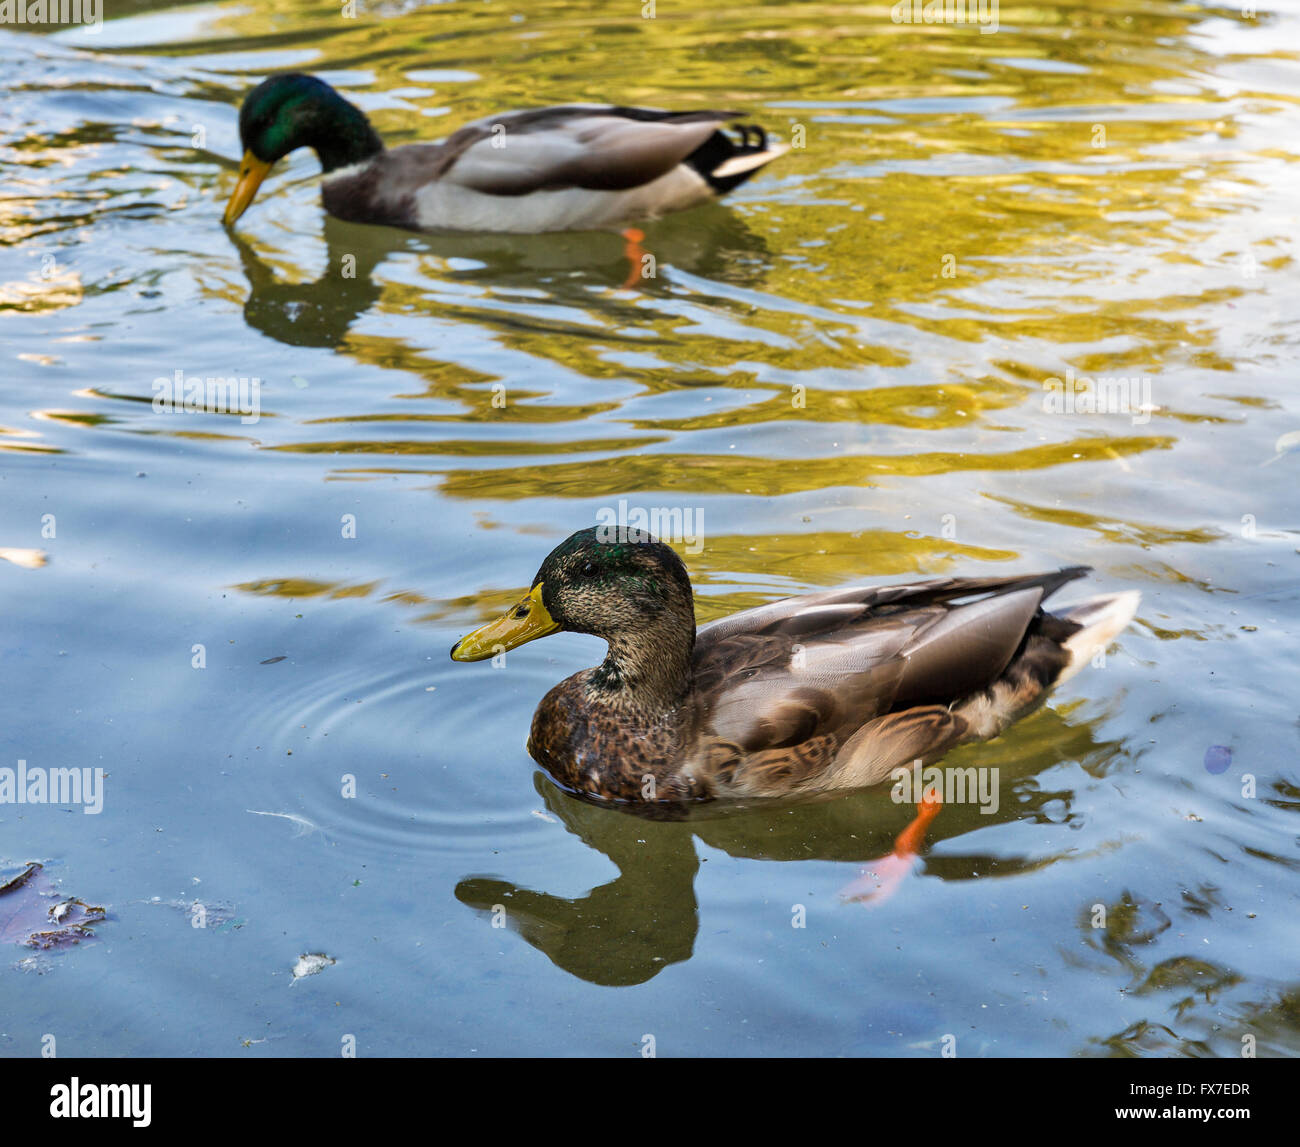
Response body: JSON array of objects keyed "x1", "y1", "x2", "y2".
[
  {"x1": 840, "y1": 792, "x2": 942, "y2": 908},
  {"x1": 620, "y1": 227, "x2": 646, "y2": 289}
]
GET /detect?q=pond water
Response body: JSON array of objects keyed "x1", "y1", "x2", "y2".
[{"x1": 2, "y1": 0, "x2": 1299, "y2": 1057}]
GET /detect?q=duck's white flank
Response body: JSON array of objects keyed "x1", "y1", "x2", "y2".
[{"x1": 412, "y1": 165, "x2": 714, "y2": 233}]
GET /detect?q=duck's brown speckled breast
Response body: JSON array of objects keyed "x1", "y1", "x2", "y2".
[{"x1": 526, "y1": 673, "x2": 709, "y2": 804}]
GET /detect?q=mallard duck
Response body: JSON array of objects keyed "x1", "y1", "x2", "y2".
[
  {"x1": 223, "y1": 73, "x2": 788, "y2": 233},
  {"x1": 450, "y1": 527, "x2": 1140, "y2": 806}
]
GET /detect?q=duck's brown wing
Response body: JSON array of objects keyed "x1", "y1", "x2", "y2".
[{"x1": 689, "y1": 569, "x2": 1090, "y2": 796}]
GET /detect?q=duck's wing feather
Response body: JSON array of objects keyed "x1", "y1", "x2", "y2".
[
  {"x1": 695, "y1": 568, "x2": 1090, "y2": 646},
  {"x1": 691, "y1": 570, "x2": 1090, "y2": 778},
  {"x1": 432, "y1": 106, "x2": 738, "y2": 196}
]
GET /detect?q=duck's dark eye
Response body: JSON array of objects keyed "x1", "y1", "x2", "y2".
[{"x1": 580, "y1": 561, "x2": 598, "y2": 578}]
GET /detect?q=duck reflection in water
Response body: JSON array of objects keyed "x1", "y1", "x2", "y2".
[
  {"x1": 226, "y1": 207, "x2": 774, "y2": 349},
  {"x1": 227, "y1": 216, "x2": 387, "y2": 349}
]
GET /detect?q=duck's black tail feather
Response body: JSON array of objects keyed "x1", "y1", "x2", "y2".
[{"x1": 686, "y1": 123, "x2": 789, "y2": 195}]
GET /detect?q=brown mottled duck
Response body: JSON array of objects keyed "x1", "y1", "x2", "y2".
[
  {"x1": 450, "y1": 527, "x2": 1139, "y2": 807},
  {"x1": 223, "y1": 74, "x2": 788, "y2": 234}
]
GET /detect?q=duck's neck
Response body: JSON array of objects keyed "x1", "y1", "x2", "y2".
[
  {"x1": 588, "y1": 614, "x2": 696, "y2": 716},
  {"x1": 311, "y1": 94, "x2": 384, "y2": 174}
]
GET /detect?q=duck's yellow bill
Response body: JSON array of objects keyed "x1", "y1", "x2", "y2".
[
  {"x1": 223, "y1": 151, "x2": 273, "y2": 225},
  {"x1": 450, "y1": 583, "x2": 559, "y2": 662}
]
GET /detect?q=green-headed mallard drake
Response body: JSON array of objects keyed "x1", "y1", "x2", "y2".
[
  {"x1": 450, "y1": 527, "x2": 1140, "y2": 806},
  {"x1": 223, "y1": 73, "x2": 788, "y2": 234}
]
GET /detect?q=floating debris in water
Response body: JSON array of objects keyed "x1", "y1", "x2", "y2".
[
  {"x1": 141, "y1": 896, "x2": 244, "y2": 932},
  {"x1": 291, "y1": 953, "x2": 336, "y2": 983},
  {"x1": 0, "y1": 862, "x2": 41, "y2": 897},
  {"x1": 0, "y1": 861, "x2": 107, "y2": 958},
  {"x1": 0, "y1": 548, "x2": 47, "y2": 570},
  {"x1": 247, "y1": 809, "x2": 323, "y2": 838},
  {"x1": 25, "y1": 898, "x2": 105, "y2": 949},
  {"x1": 1261, "y1": 429, "x2": 1300, "y2": 466}
]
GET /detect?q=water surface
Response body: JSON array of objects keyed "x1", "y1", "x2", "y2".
[{"x1": 2, "y1": 0, "x2": 1299, "y2": 1057}]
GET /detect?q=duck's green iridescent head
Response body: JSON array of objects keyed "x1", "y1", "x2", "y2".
[
  {"x1": 223, "y1": 73, "x2": 383, "y2": 226},
  {"x1": 450, "y1": 527, "x2": 694, "y2": 662}
]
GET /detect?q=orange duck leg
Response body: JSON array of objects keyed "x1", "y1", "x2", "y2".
[
  {"x1": 621, "y1": 228, "x2": 647, "y2": 289},
  {"x1": 840, "y1": 792, "x2": 942, "y2": 908}
]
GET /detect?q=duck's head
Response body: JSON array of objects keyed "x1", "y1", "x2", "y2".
[
  {"x1": 450, "y1": 527, "x2": 695, "y2": 662},
  {"x1": 223, "y1": 73, "x2": 383, "y2": 226}
]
